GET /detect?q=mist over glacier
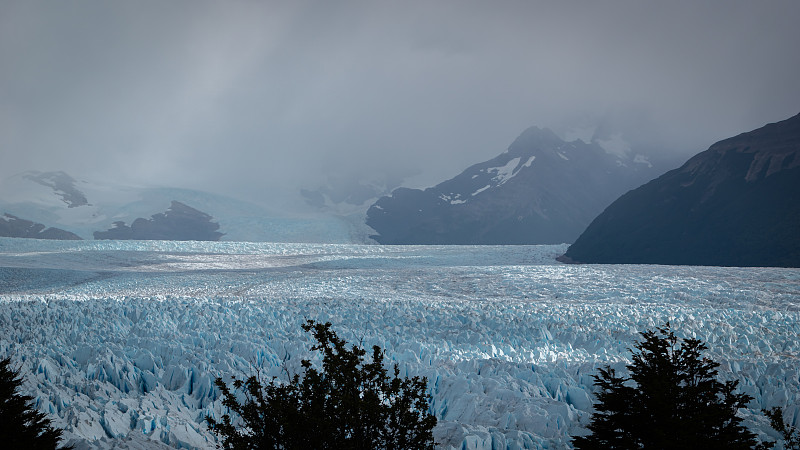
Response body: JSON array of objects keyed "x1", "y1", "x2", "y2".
[
  {"x1": 1, "y1": 238, "x2": 798, "y2": 448},
  {"x1": 4, "y1": 2, "x2": 800, "y2": 206}
]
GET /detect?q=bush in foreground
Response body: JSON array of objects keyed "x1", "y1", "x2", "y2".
[
  {"x1": 573, "y1": 323, "x2": 760, "y2": 449},
  {"x1": 207, "y1": 320, "x2": 436, "y2": 449}
]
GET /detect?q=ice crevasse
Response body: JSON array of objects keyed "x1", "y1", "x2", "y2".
[{"x1": 0, "y1": 238, "x2": 798, "y2": 448}]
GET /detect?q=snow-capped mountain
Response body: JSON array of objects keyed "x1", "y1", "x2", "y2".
[
  {"x1": 0, "y1": 171, "x2": 373, "y2": 243},
  {"x1": 366, "y1": 126, "x2": 665, "y2": 244},
  {"x1": 563, "y1": 112, "x2": 800, "y2": 267}
]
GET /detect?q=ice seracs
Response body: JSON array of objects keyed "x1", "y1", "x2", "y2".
[{"x1": 0, "y1": 238, "x2": 797, "y2": 449}]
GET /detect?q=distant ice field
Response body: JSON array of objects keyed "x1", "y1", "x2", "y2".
[{"x1": 0, "y1": 237, "x2": 798, "y2": 449}]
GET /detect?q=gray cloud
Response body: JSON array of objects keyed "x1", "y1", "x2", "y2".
[{"x1": 2, "y1": 0, "x2": 799, "y2": 207}]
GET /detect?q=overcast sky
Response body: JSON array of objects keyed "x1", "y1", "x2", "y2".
[{"x1": 2, "y1": 0, "x2": 799, "y2": 206}]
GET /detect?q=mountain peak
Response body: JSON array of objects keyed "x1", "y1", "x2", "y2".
[{"x1": 507, "y1": 126, "x2": 564, "y2": 155}]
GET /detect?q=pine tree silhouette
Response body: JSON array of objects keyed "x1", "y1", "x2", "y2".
[
  {"x1": 207, "y1": 320, "x2": 436, "y2": 449},
  {"x1": 574, "y1": 323, "x2": 759, "y2": 449},
  {"x1": 765, "y1": 407, "x2": 800, "y2": 449},
  {"x1": 0, "y1": 356, "x2": 71, "y2": 449}
]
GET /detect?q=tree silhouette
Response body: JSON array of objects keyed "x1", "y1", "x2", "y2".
[
  {"x1": 0, "y1": 356, "x2": 71, "y2": 449},
  {"x1": 765, "y1": 407, "x2": 800, "y2": 450},
  {"x1": 207, "y1": 320, "x2": 436, "y2": 449},
  {"x1": 574, "y1": 323, "x2": 759, "y2": 449}
]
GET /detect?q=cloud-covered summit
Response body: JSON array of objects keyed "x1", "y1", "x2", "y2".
[{"x1": 2, "y1": 1, "x2": 798, "y2": 208}]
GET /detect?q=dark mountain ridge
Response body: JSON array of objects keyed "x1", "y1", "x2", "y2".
[
  {"x1": 93, "y1": 201, "x2": 224, "y2": 241},
  {"x1": 0, "y1": 214, "x2": 82, "y2": 240},
  {"x1": 563, "y1": 113, "x2": 800, "y2": 267}
]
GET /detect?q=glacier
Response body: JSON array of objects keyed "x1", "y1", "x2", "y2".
[{"x1": 0, "y1": 237, "x2": 799, "y2": 448}]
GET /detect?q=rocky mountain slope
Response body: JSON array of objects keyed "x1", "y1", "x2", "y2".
[
  {"x1": 0, "y1": 213, "x2": 82, "y2": 240},
  {"x1": 93, "y1": 201, "x2": 223, "y2": 241},
  {"x1": 367, "y1": 127, "x2": 664, "y2": 244},
  {"x1": 562, "y1": 113, "x2": 800, "y2": 267},
  {"x1": 22, "y1": 171, "x2": 89, "y2": 208}
]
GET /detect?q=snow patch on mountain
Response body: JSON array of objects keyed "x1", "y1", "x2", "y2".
[
  {"x1": 440, "y1": 193, "x2": 466, "y2": 205},
  {"x1": 488, "y1": 157, "x2": 522, "y2": 185},
  {"x1": 472, "y1": 185, "x2": 492, "y2": 196},
  {"x1": 524, "y1": 156, "x2": 536, "y2": 168}
]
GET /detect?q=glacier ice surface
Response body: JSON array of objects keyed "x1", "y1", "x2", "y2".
[{"x1": 0, "y1": 237, "x2": 799, "y2": 449}]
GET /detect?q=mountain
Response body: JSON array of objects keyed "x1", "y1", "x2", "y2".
[
  {"x1": 366, "y1": 127, "x2": 665, "y2": 244},
  {"x1": 0, "y1": 213, "x2": 82, "y2": 240},
  {"x1": 562, "y1": 113, "x2": 800, "y2": 267},
  {"x1": 0, "y1": 172, "x2": 226, "y2": 241},
  {"x1": 22, "y1": 171, "x2": 89, "y2": 208},
  {"x1": 93, "y1": 201, "x2": 223, "y2": 241},
  {"x1": 0, "y1": 171, "x2": 372, "y2": 243}
]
